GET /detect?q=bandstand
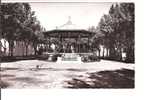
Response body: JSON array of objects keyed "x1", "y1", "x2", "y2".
[
  {"x1": 43, "y1": 17, "x2": 96, "y2": 62},
  {"x1": 44, "y1": 17, "x2": 95, "y2": 53}
]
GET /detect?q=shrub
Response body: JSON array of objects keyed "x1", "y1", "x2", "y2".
[{"x1": 81, "y1": 54, "x2": 100, "y2": 62}]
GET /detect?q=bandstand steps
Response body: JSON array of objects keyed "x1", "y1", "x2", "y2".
[{"x1": 57, "y1": 53, "x2": 82, "y2": 63}]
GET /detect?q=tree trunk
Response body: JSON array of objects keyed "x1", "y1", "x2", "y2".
[
  {"x1": 22, "y1": 41, "x2": 25, "y2": 56},
  {"x1": 98, "y1": 48, "x2": 100, "y2": 57},
  {"x1": 25, "y1": 43, "x2": 29, "y2": 56},
  {"x1": 119, "y1": 48, "x2": 122, "y2": 61},
  {"x1": 126, "y1": 46, "x2": 134, "y2": 63},
  {"x1": 26, "y1": 45, "x2": 28, "y2": 56},
  {"x1": 102, "y1": 47, "x2": 105, "y2": 58},
  {"x1": 33, "y1": 42, "x2": 37, "y2": 55},
  {"x1": 24, "y1": 41, "x2": 29, "y2": 56},
  {"x1": 3, "y1": 40, "x2": 7, "y2": 55},
  {"x1": 8, "y1": 40, "x2": 14, "y2": 56},
  {"x1": 106, "y1": 48, "x2": 109, "y2": 57},
  {"x1": 109, "y1": 46, "x2": 115, "y2": 59}
]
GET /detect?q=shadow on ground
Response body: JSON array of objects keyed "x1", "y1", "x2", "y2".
[
  {"x1": 65, "y1": 68, "x2": 134, "y2": 88},
  {"x1": 0, "y1": 80, "x2": 10, "y2": 88}
]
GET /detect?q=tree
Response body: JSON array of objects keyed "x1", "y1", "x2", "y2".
[
  {"x1": 109, "y1": 3, "x2": 134, "y2": 62},
  {"x1": 0, "y1": 4, "x2": 2, "y2": 57},
  {"x1": 1, "y1": 3, "x2": 44, "y2": 56},
  {"x1": 1, "y1": 3, "x2": 30, "y2": 56},
  {"x1": 97, "y1": 3, "x2": 134, "y2": 62},
  {"x1": 90, "y1": 26, "x2": 105, "y2": 57}
]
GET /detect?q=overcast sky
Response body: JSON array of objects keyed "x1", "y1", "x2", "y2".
[{"x1": 30, "y1": 2, "x2": 113, "y2": 30}]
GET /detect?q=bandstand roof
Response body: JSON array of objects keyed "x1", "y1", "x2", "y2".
[
  {"x1": 43, "y1": 17, "x2": 96, "y2": 38},
  {"x1": 43, "y1": 29, "x2": 95, "y2": 38}
]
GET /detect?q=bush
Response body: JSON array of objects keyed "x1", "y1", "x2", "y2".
[
  {"x1": 47, "y1": 54, "x2": 61, "y2": 62},
  {"x1": 81, "y1": 54, "x2": 100, "y2": 62}
]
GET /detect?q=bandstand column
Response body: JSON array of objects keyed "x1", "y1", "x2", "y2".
[
  {"x1": 78, "y1": 34, "x2": 81, "y2": 53},
  {"x1": 60, "y1": 34, "x2": 64, "y2": 53},
  {"x1": 75, "y1": 36, "x2": 77, "y2": 53},
  {"x1": 48, "y1": 36, "x2": 51, "y2": 49},
  {"x1": 88, "y1": 37, "x2": 89, "y2": 52}
]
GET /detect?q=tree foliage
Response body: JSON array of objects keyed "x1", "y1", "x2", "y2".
[
  {"x1": 1, "y1": 3, "x2": 44, "y2": 56},
  {"x1": 93, "y1": 3, "x2": 134, "y2": 62}
]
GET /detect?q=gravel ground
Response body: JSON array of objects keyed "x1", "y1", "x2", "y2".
[{"x1": 0, "y1": 60, "x2": 134, "y2": 88}]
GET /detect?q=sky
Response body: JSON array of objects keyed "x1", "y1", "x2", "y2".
[{"x1": 30, "y1": 2, "x2": 113, "y2": 31}]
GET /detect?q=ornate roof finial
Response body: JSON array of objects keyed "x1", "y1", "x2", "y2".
[
  {"x1": 68, "y1": 16, "x2": 71, "y2": 21},
  {"x1": 67, "y1": 16, "x2": 72, "y2": 25}
]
